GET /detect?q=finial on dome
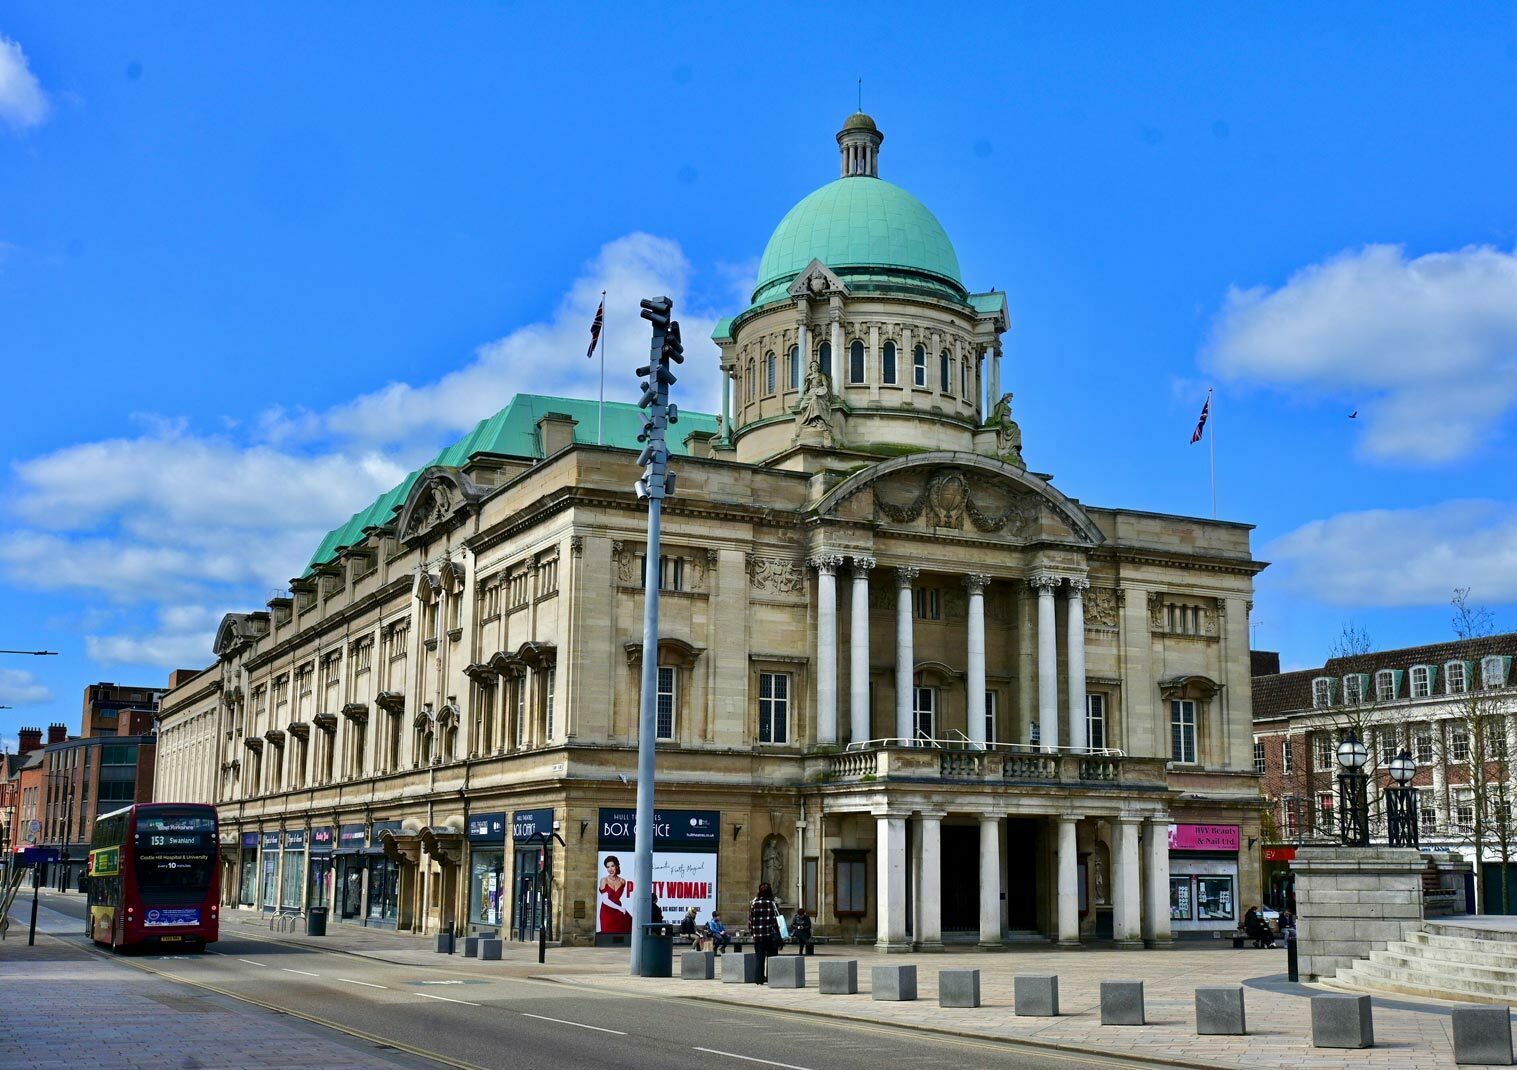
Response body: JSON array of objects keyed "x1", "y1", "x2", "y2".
[{"x1": 837, "y1": 112, "x2": 883, "y2": 178}]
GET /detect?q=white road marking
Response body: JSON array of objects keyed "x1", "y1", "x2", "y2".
[
  {"x1": 338, "y1": 977, "x2": 387, "y2": 989},
  {"x1": 237, "y1": 958, "x2": 270, "y2": 967},
  {"x1": 282, "y1": 968, "x2": 320, "y2": 977},
  {"x1": 417, "y1": 992, "x2": 482, "y2": 1007},
  {"x1": 693, "y1": 1049, "x2": 814, "y2": 1070},
  {"x1": 521, "y1": 1013, "x2": 626, "y2": 1035},
  {"x1": 419, "y1": 979, "x2": 464, "y2": 985}
]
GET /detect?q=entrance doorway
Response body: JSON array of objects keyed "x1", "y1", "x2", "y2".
[
  {"x1": 1005, "y1": 818, "x2": 1041, "y2": 931},
  {"x1": 940, "y1": 825, "x2": 979, "y2": 933}
]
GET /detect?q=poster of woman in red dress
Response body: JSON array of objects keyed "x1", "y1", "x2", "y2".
[{"x1": 597, "y1": 854, "x2": 632, "y2": 935}]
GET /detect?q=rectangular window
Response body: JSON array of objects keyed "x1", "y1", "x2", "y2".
[
  {"x1": 542, "y1": 667, "x2": 556, "y2": 742},
  {"x1": 960, "y1": 359, "x2": 969, "y2": 399},
  {"x1": 1253, "y1": 739, "x2": 1266, "y2": 774},
  {"x1": 1343, "y1": 674, "x2": 1364, "y2": 705},
  {"x1": 1411, "y1": 666, "x2": 1432, "y2": 698},
  {"x1": 912, "y1": 346, "x2": 926, "y2": 387},
  {"x1": 1169, "y1": 700, "x2": 1197, "y2": 764},
  {"x1": 939, "y1": 352, "x2": 950, "y2": 393},
  {"x1": 1484, "y1": 656, "x2": 1509, "y2": 689},
  {"x1": 1195, "y1": 875, "x2": 1235, "y2": 922},
  {"x1": 1375, "y1": 670, "x2": 1396, "y2": 702},
  {"x1": 1447, "y1": 662, "x2": 1468, "y2": 695},
  {"x1": 1317, "y1": 792, "x2": 1335, "y2": 833},
  {"x1": 639, "y1": 555, "x2": 685, "y2": 592},
  {"x1": 1415, "y1": 728, "x2": 1434, "y2": 765},
  {"x1": 1456, "y1": 789, "x2": 1475, "y2": 830},
  {"x1": 1494, "y1": 731, "x2": 1509, "y2": 762},
  {"x1": 833, "y1": 852, "x2": 868, "y2": 916},
  {"x1": 1314, "y1": 734, "x2": 1336, "y2": 771},
  {"x1": 1418, "y1": 788, "x2": 1437, "y2": 833},
  {"x1": 758, "y1": 671, "x2": 790, "y2": 744},
  {"x1": 1312, "y1": 678, "x2": 1333, "y2": 708},
  {"x1": 656, "y1": 666, "x2": 676, "y2": 740},
  {"x1": 1281, "y1": 739, "x2": 1293, "y2": 774},
  {"x1": 514, "y1": 681, "x2": 526, "y2": 750},
  {"x1": 913, "y1": 687, "x2": 936, "y2": 741},
  {"x1": 882, "y1": 342, "x2": 897, "y2": 385},
  {"x1": 912, "y1": 587, "x2": 941, "y2": 620},
  {"x1": 1282, "y1": 795, "x2": 1299, "y2": 838},
  {"x1": 802, "y1": 857, "x2": 818, "y2": 915},
  {"x1": 984, "y1": 690, "x2": 998, "y2": 746},
  {"x1": 1451, "y1": 727, "x2": 1471, "y2": 764},
  {"x1": 1086, "y1": 694, "x2": 1107, "y2": 751},
  {"x1": 848, "y1": 342, "x2": 865, "y2": 384},
  {"x1": 1380, "y1": 733, "x2": 1401, "y2": 767}
]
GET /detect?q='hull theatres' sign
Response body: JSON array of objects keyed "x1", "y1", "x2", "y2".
[{"x1": 595, "y1": 809, "x2": 719, "y2": 936}]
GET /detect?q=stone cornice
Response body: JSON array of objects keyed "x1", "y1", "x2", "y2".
[{"x1": 240, "y1": 575, "x2": 413, "y2": 673}]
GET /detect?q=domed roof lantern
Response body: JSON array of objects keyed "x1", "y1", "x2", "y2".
[{"x1": 837, "y1": 112, "x2": 883, "y2": 178}]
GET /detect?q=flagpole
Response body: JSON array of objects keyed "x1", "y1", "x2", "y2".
[
  {"x1": 598, "y1": 289, "x2": 606, "y2": 445},
  {"x1": 1208, "y1": 387, "x2": 1216, "y2": 520}
]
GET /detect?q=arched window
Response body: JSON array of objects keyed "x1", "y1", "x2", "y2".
[
  {"x1": 960, "y1": 358, "x2": 969, "y2": 399},
  {"x1": 849, "y1": 340, "x2": 865, "y2": 384},
  {"x1": 788, "y1": 345, "x2": 801, "y2": 390},
  {"x1": 912, "y1": 345, "x2": 926, "y2": 387},
  {"x1": 764, "y1": 351, "x2": 776, "y2": 395},
  {"x1": 882, "y1": 341, "x2": 897, "y2": 385},
  {"x1": 939, "y1": 350, "x2": 951, "y2": 393},
  {"x1": 818, "y1": 341, "x2": 832, "y2": 381},
  {"x1": 746, "y1": 358, "x2": 756, "y2": 402}
]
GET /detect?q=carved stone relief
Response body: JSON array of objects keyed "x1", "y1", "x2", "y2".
[
  {"x1": 746, "y1": 555, "x2": 806, "y2": 595},
  {"x1": 1085, "y1": 587, "x2": 1120, "y2": 629},
  {"x1": 872, "y1": 467, "x2": 1040, "y2": 535}
]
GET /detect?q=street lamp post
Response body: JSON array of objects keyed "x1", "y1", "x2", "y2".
[
  {"x1": 1336, "y1": 729, "x2": 1371, "y2": 848},
  {"x1": 1385, "y1": 748, "x2": 1420, "y2": 847}
]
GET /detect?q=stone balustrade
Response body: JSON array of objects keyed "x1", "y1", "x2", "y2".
[{"x1": 818, "y1": 746, "x2": 1164, "y2": 789}]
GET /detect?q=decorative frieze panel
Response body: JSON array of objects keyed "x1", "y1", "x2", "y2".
[
  {"x1": 1085, "y1": 587, "x2": 1120, "y2": 630},
  {"x1": 745, "y1": 555, "x2": 807, "y2": 595},
  {"x1": 872, "y1": 467, "x2": 1040, "y2": 535}
]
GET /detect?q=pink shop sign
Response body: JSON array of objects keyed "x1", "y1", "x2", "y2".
[{"x1": 1167, "y1": 823, "x2": 1240, "y2": 852}]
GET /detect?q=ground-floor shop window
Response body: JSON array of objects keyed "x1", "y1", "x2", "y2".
[
  {"x1": 1195, "y1": 875, "x2": 1235, "y2": 922},
  {"x1": 260, "y1": 852, "x2": 278, "y2": 910},
  {"x1": 336, "y1": 857, "x2": 364, "y2": 919},
  {"x1": 1170, "y1": 876, "x2": 1193, "y2": 921},
  {"x1": 470, "y1": 848, "x2": 505, "y2": 929},
  {"x1": 239, "y1": 849, "x2": 257, "y2": 906},
  {"x1": 281, "y1": 849, "x2": 304, "y2": 908},
  {"x1": 514, "y1": 847, "x2": 544, "y2": 940},
  {"x1": 833, "y1": 851, "x2": 867, "y2": 917},
  {"x1": 367, "y1": 858, "x2": 399, "y2": 923},
  {"x1": 307, "y1": 856, "x2": 332, "y2": 909}
]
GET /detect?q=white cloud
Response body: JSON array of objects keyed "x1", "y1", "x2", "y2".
[
  {"x1": 0, "y1": 36, "x2": 49, "y2": 131},
  {"x1": 85, "y1": 604, "x2": 227, "y2": 670},
  {"x1": 1264, "y1": 499, "x2": 1517, "y2": 607},
  {"x1": 1207, "y1": 244, "x2": 1517, "y2": 463},
  {"x1": 0, "y1": 667, "x2": 52, "y2": 705}
]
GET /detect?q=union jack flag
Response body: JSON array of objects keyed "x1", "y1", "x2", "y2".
[
  {"x1": 587, "y1": 297, "x2": 604, "y2": 358},
  {"x1": 1190, "y1": 394, "x2": 1210, "y2": 444}
]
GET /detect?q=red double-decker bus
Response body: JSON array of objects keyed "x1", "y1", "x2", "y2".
[{"x1": 88, "y1": 803, "x2": 220, "y2": 951}]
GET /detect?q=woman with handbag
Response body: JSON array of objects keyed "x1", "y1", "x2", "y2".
[{"x1": 747, "y1": 882, "x2": 780, "y2": 984}]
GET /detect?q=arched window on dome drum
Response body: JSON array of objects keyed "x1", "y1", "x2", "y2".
[
  {"x1": 939, "y1": 350, "x2": 951, "y2": 393},
  {"x1": 788, "y1": 345, "x2": 801, "y2": 391},
  {"x1": 747, "y1": 358, "x2": 756, "y2": 402},
  {"x1": 764, "y1": 351, "x2": 776, "y2": 396},
  {"x1": 849, "y1": 341, "x2": 865, "y2": 385},
  {"x1": 882, "y1": 341, "x2": 898, "y2": 385},
  {"x1": 960, "y1": 358, "x2": 969, "y2": 400},
  {"x1": 818, "y1": 341, "x2": 832, "y2": 381},
  {"x1": 912, "y1": 345, "x2": 927, "y2": 387}
]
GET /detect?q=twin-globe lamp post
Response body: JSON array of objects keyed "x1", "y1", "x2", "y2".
[{"x1": 1334, "y1": 730, "x2": 1420, "y2": 849}]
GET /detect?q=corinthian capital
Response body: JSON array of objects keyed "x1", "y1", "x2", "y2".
[
  {"x1": 809, "y1": 552, "x2": 845, "y2": 575},
  {"x1": 1066, "y1": 576, "x2": 1090, "y2": 594},
  {"x1": 895, "y1": 566, "x2": 920, "y2": 588},
  {"x1": 964, "y1": 572, "x2": 992, "y2": 594},
  {"x1": 851, "y1": 554, "x2": 876, "y2": 572},
  {"x1": 1028, "y1": 572, "x2": 1061, "y2": 592}
]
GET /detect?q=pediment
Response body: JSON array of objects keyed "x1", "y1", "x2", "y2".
[
  {"x1": 396, "y1": 465, "x2": 486, "y2": 545},
  {"x1": 787, "y1": 259, "x2": 850, "y2": 299},
  {"x1": 814, "y1": 452, "x2": 1104, "y2": 546},
  {"x1": 213, "y1": 612, "x2": 267, "y2": 657}
]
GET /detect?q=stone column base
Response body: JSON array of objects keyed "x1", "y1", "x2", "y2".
[
  {"x1": 1114, "y1": 939, "x2": 1145, "y2": 951},
  {"x1": 1144, "y1": 938, "x2": 1175, "y2": 950},
  {"x1": 976, "y1": 941, "x2": 1005, "y2": 952},
  {"x1": 875, "y1": 940, "x2": 913, "y2": 954},
  {"x1": 1056, "y1": 938, "x2": 1082, "y2": 949},
  {"x1": 913, "y1": 941, "x2": 944, "y2": 953}
]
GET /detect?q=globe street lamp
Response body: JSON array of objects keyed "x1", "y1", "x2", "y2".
[
  {"x1": 1385, "y1": 747, "x2": 1420, "y2": 847},
  {"x1": 1335, "y1": 729, "x2": 1371, "y2": 847}
]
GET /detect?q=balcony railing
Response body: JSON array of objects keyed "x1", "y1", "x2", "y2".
[{"x1": 821, "y1": 737, "x2": 1163, "y2": 788}]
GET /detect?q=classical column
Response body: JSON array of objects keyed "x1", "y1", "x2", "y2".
[
  {"x1": 829, "y1": 300, "x2": 844, "y2": 382},
  {"x1": 719, "y1": 360, "x2": 731, "y2": 442},
  {"x1": 875, "y1": 812, "x2": 909, "y2": 952},
  {"x1": 795, "y1": 303, "x2": 809, "y2": 390},
  {"x1": 913, "y1": 811, "x2": 944, "y2": 951},
  {"x1": 1066, "y1": 577, "x2": 1089, "y2": 753},
  {"x1": 895, "y1": 567, "x2": 920, "y2": 743},
  {"x1": 849, "y1": 556, "x2": 875, "y2": 745},
  {"x1": 1142, "y1": 815, "x2": 1172, "y2": 947},
  {"x1": 965, "y1": 574, "x2": 990, "y2": 748},
  {"x1": 811, "y1": 553, "x2": 843, "y2": 745},
  {"x1": 1031, "y1": 574, "x2": 1060, "y2": 752},
  {"x1": 1112, "y1": 817, "x2": 1143, "y2": 948},
  {"x1": 978, "y1": 814, "x2": 1003, "y2": 948},
  {"x1": 1056, "y1": 815, "x2": 1080, "y2": 946},
  {"x1": 989, "y1": 344, "x2": 1002, "y2": 403}
]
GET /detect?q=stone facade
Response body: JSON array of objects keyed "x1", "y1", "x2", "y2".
[
  {"x1": 154, "y1": 114, "x2": 1265, "y2": 947},
  {"x1": 1291, "y1": 846, "x2": 1426, "y2": 980}
]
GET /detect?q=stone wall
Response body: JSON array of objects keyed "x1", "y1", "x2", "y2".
[{"x1": 1292, "y1": 845, "x2": 1425, "y2": 980}]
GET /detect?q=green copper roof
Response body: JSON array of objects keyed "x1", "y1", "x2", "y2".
[
  {"x1": 711, "y1": 316, "x2": 734, "y2": 343},
  {"x1": 752, "y1": 177, "x2": 962, "y2": 305},
  {"x1": 304, "y1": 393, "x2": 716, "y2": 575},
  {"x1": 968, "y1": 291, "x2": 1007, "y2": 317}
]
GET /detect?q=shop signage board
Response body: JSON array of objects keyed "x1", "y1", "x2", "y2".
[
  {"x1": 1262, "y1": 845, "x2": 1297, "y2": 863},
  {"x1": 240, "y1": 832, "x2": 259, "y2": 847},
  {"x1": 337, "y1": 824, "x2": 366, "y2": 851},
  {"x1": 468, "y1": 812, "x2": 506, "y2": 842},
  {"x1": 283, "y1": 829, "x2": 306, "y2": 849},
  {"x1": 595, "y1": 808, "x2": 719, "y2": 935},
  {"x1": 597, "y1": 808, "x2": 718, "y2": 849},
  {"x1": 260, "y1": 832, "x2": 279, "y2": 850},
  {"x1": 309, "y1": 827, "x2": 334, "y2": 854},
  {"x1": 1167, "y1": 824, "x2": 1240, "y2": 852},
  {"x1": 513, "y1": 808, "x2": 554, "y2": 842}
]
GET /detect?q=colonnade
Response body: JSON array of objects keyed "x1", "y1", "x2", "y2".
[{"x1": 812, "y1": 555, "x2": 1092, "y2": 752}]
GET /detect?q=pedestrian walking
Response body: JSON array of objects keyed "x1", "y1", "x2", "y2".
[{"x1": 748, "y1": 882, "x2": 780, "y2": 984}]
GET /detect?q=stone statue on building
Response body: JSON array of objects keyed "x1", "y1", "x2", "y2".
[
  {"x1": 761, "y1": 835, "x2": 786, "y2": 897},
  {"x1": 795, "y1": 361, "x2": 836, "y2": 445},
  {"x1": 988, "y1": 392, "x2": 1024, "y2": 467}
]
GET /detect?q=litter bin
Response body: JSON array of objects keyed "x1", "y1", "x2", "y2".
[
  {"x1": 306, "y1": 907, "x2": 328, "y2": 937},
  {"x1": 638, "y1": 922, "x2": 674, "y2": 977}
]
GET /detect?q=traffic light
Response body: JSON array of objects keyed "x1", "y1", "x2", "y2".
[{"x1": 634, "y1": 296, "x2": 680, "y2": 501}]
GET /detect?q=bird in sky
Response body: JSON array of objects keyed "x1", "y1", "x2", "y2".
[{"x1": 1349, "y1": 411, "x2": 1358, "y2": 419}]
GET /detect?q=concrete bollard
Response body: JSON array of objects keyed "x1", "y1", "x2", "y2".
[
  {"x1": 681, "y1": 950, "x2": 716, "y2": 980},
  {"x1": 1452, "y1": 1005, "x2": 1514, "y2": 1066},
  {"x1": 1100, "y1": 981, "x2": 1145, "y2": 1026},
  {"x1": 721, "y1": 952, "x2": 758, "y2": 984},
  {"x1": 938, "y1": 969, "x2": 981, "y2": 1008},
  {"x1": 1014, "y1": 974, "x2": 1059, "y2": 1017},
  {"x1": 1195, "y1": 986, "x2": 1247, "y2": 1036},
  {"x1": 435, "y1": 932, "x2": 455, "y2": 954},
  {"x1": 462, "y1": 936, "x2": 480, "y2": 958},
  {"x1": 871, "y1": 964, "x2": 917, "y2": 1001},
  {"x1": 768, "y1": 955, "x2": 806, "y2": 989},
  {"x1": 1310, "y1": 994, "x2": 1374, "y2": 1049},
  {"x1": 479, "y1": 938, "x2": 503, "y2": 961},
  {"x1": 819, "y1": 960, "x2": 858, "y2": 995}
]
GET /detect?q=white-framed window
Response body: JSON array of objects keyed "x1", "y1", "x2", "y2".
[
  {"x1": 1312, "y1": 677, "x2": 1334, "y2": 709},
  {"x1": 1253, "y1": 738, "x2": 1266, "y2": 774},
  {"x1": 514, "y1": 679, "x2": 527, "y2": 750},
  {"x1": 1494, "y1": 730, "x2": 1509, "y2": 762},
  {"x1": 881, "y1": 340, "x2": 897, "y2": 385},
  {"x1": 764, "y1": 351, "x2": 776, "y2": 395},
  {"x1": 1455, "y1": 788, "x2": 1476, "y2": 830},
  {"x1": 984, "y1": 690, "x2": 998, "y2": 745},
  {"x1": 656, "y1": 666, "x2": 676, "y2": 740},
  {"x1": 1380, "y1": 733, "x2": 1401, "y2": 767},
  {"x1": 758, "y1": 671, "x2": 790, "y2": 744},
  {"x1": 543, "y1": 667, "x2": 556, "y2": 741},
  {"x1": 1415, "y1": 727, "x2": 1435, "y2": 765},
  {"x1": 848, "y1": 340, "x2": 865, "y2": 384},
  {"x1": 1087, "y1": 694, "x2": 1107, "y2": 752},
  {"x1": 1446, "y1": 661, "x2": 1469, "y2": 695},
  {"x1": 1483, "y1": 656, "x2": 1511, "y2": 689},
  {"x1": 1418, "y1": 788, "x2": 1437, "y2": 833},
  {"x1": 1410, "y1": 665, "x2": 1433, "y2": 698},
  {"x1": 1343, "y1": 674, "x2": 1366, "y2": 705},
  {"x1": 1282, "y1": 795, "x2": 1299, "y2": 838},
  {"x1": 1317, "y1": 791, "x2": 1335, "y2": 834},
  {"x1": 1282, "y1": 738, "x2": 1294, "y2": 774},
  {"x1": 1451, "y1": 727, "x2": 1471, "y2": 764},
  {"x1": 912, "y1": 344, "x2": 927, "y2": 387},
  {"x1": 913, "y1": 686, "x2": 936, "y2": 741},
  {"x1": 1170, "y1": 699, "x2": 1197, "y2": 764},
  {"x1": 1314, "y1": 733, "x2": 1335, "y2": 772},
  {"x1": 913, "y1": 587, "x2": 941, "y2": 621},
  {"x1": 1375, "y1": 669, "x2": 1397, "y2": 702},
  {"x1": 788, "y1": 344, "x2": 801, "y2": 390}
]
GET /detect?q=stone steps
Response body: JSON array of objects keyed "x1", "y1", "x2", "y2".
[
  {"x1": 1367, "y1": 948, "x2": 1517, "y2": 985},
  {"x1": 1426, "y1": 920, "x2": 1517, "y2": 945},
  {"x1": 1398, "y1": 932, "x2": 1517, "y2": 968},
  {"x1": 1330, "y1": 922, "x2": 1517, "y2": 1005},
  {"x1": 1326, "y1": 968, "x2": 1516, "y2": 1006}
]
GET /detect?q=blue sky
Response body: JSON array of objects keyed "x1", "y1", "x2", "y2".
[{"x1": 2, "y1": 4, "x2": 1515, "y2": 744}]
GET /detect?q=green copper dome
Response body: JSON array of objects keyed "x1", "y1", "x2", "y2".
[{"x1": 751, "y1": 177, "x2": 963, "y2": 305}]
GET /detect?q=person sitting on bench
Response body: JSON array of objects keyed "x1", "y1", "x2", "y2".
[{"x1": 706, "y1": 912, "x2": 731, "y2": 953}]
